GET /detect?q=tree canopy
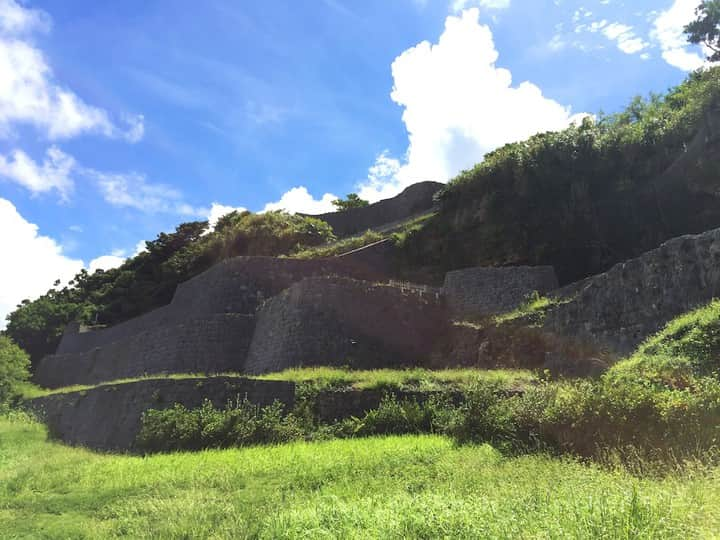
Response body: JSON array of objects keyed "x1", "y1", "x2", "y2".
[
  {"x1": 332, "y1": 193, "x2": 370, "y2": 211},
  {"x1": 685, "y1": 0, "x2": 720, "y2": 61}
]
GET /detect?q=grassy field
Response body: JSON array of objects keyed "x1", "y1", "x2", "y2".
[{"x1": 1, "y1": 414, "x2": 719, "y2": 539}]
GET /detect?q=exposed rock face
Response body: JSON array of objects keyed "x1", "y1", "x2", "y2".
[
  {"x1": 543, "y1": 227, "x2": 720, "y2": 355},
  {"x1": 306, "y1": 181, "x2": 442, "y2": 237},
  {"x1": 245, "y1": 277, "x2": 447, "y2": 374},
  {"x1": 443, "y1": 266, "x2": 558, "y2": 321},
  {"x1": 26, "y1": 377, "x2": 296, "y2": 451}
]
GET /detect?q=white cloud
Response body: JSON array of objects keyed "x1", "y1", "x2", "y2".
[
  {"x1": 0, "y1": 197, "x2": 83, "y2": 329},
  {"x1": 91, "y1": 170, "x2": 206, "y2": 216},
  {"x1": 452, "y1": 0, "x2": 509, "y2": 11},
  {"x1": 262, "y1": 186, "x2": 337, "y2": 214},
  {"x1": 0, "y1": 145, "x2": 74, "y2": 199},
  {"x1": 356, "y1": 8, "x2": 586, "y2": 202},
  {"x1": 598, "y1": 23, "x2": 649, "y2": 55},
  {"x1": 651, "y1": 0, "x2": 707, "y2": 71},
  {"x1": 0, "y1": 0, "x2": 49, "y2": 35},
  {"x1": 0, "y1": 0, "x2": 143, "y2": 141},
  {"x1": 88, "y1": 250, "x2": 126, "y2": 273},
  {"x1": 207, "y1": 202, "x2": 247, "y2": 229}
]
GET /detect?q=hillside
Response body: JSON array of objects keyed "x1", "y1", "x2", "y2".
[{"x1": 399, "y1": 68, "x2": 720, "y2": 284}]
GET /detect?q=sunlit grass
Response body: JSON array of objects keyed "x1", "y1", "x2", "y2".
[
  {"x1": 22, "y1": 368, "x2": 537, "y2": 399},
  {"x1": 254, "y1": 366, "x2": 537, "y2": 390},
  {"x1": 1, "y1": 413, "x2": 718, "y2": 538}
]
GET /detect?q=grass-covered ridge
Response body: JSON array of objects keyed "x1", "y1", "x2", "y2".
[
  {"x1": 19, "y1": 367, "x2": 537, "y2": 399},
  {"x1": 2, "y1": 412, "x2": 719, "y2": 539},
  {"x1": 607, "y1": 298, "x2": 720, "y2": 388}
]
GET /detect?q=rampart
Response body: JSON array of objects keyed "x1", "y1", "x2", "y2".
[
  {"x1": 35, "y1": 315, "x2": 255, "y2": 389},
  {"x1": 443, "y1": 266, "x2": 559, "y2": 321},
  {"x1": 52, "y1": 256, "x2": 389, "y2": 358},
  {"x1": 245, "y1": 277, "x2": 448, "y2": 374},
  {"x1": 307, "y1": 181, "x2": 442, "y2": 237},
  {"x1": 543, "y1": 226, "x2": 720, "y2": 355},
  {"x1": 26, "y1": 377, "x2": 295, "y2": 451}
]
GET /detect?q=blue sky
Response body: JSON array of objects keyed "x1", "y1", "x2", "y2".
[{"x1": 0, "y1": 0, "x2": 711, "y2": 324}]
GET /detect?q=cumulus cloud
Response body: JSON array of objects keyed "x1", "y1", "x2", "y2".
[
  {"x1": 207, "y1": 202, "x2": 247, "y2": 229},
  {"x1": 0, "y1": 146, "x2": 75, "y2": 199},
  {"x1": 356, "y1": 8, "x2": 586, "y2": 202},
  {"x1": 88, "y1": 250, "x2": 126, "y2": 273},
  {"x1": 651, "y1": 0, "x2": 707, "y2": 71},
  {"x1": 0, "y1": 0, "x2": 49, "y2": 35},
  {"x1": 0, "y1": 197, "x2": 83, "y2": 329},
  {"x1": 452, "y1": 0, "x2": 510, "y2": 11},
  {"x1": 262, "y1": 186, "x2": 337, "y2": 214},
  {"x1": 0, "y1": 0, "x2": 143, "y2": 141}
]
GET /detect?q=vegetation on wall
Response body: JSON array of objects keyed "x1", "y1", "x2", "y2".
[
  {"x1": 4, "y1": 211, "x2": 334, "y2": 366},
  {"x1": 331, "y1": 193, "x2": 370, "y2": 211},
  {"x1": 401, "y1": 67, "x2": 720, "y2": 283}
]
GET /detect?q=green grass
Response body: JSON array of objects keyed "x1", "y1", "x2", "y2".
[
  {"x1": 491, "y1": 292, "x2": 571, "y2": 325},
  {"x1": 18, "y1": 373, "x2": 246, "y2": 399},
  {"x1": 291, "y1": 230, "x2": 385, "y2": 259},
  {"x1": 606, "y1": 299, "x2": 720, "y2": 387},
  {"x1": 21, "y1": 368, "x2": 537, "y2": 399},
  {"x1": 1, "y1": 413, "x2": 719, "y2": 539},
  {"x1": 254, "y1": 366, "x2": 536, "y2": 391}
]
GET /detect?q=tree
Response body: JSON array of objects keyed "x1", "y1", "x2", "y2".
[
  {"x1": 331, "y1": 193, "x2": 370, "y2": 211},
  {"x1": 685, "y1": 1, "x2": 720, "y2": 61},
  {"x1": 0, "y1": 336, "x2": 30, "y2": 406}
]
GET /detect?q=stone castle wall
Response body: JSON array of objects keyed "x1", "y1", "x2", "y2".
[
  {"x1": 27, "y1": 377, "x2": 295, "y2": 451},
  {"x1": 543, "y1": 227, "x2": 720, "y2": 355},
  {"x1": 443, "y1": 266, "x2": 558, "y2": 321},
  {"x1": 307, "y1": 181, "x2": 442, "y2": 237},
  {"x1": 245, "y1": 277, "x2": 448, "y2": 374},
  {"x1": 53, "y1": 256, "x2": 389, "y2": 358},
  {"x1": 36, "y1": 314, "x2": 255, "y2": 388}
]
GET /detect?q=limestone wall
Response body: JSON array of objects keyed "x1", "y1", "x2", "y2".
[
  {"x1": 35, "y1": 314, "x2": 255, "y2": 388},
  {"x1": 245, "y1": 277, "x2": 449, "y2": 374},
  {"x1": 26, "y1": 377, "x2": 295, "y2": 451},
  {"x1": 56, "y1": 305, "x2": 176, "y2": 355},
  {"x1": 53, "y1": 256, "x2": 389, "y2": 358},
  {"x1": 543, "y1": 227, "x2": 720, "y2": 355},
  {"x1": 443, "y1": 266, "x2": 559, "y2": 321},
  {"x1": 307, "y1": 181, "x2": 442, "y2": 237}
]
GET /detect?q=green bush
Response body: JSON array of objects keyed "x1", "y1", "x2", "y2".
[
  {"x1": 352, "y1": 394, "x2": 453, "y2": 437},
  {"x1": 0, "y1": 336, "x2": 30, "y2": 408},
  {"x1": 136, "y1": 398, "x2": 304, "y2": 452},
  {"x1": 446, "y1": 382, "x2": 520, "y2": 449}
]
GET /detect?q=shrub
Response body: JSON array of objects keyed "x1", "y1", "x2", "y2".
[
  {"x1": 136, "y1": 398, "x2": 303, "y2": 452},
  {"x1": 0, "y1": 336, "x2": 31, "y2": 408},
  {"x1": 446, "y1": 382, "x2": 520, "y2": 450},
  {"x1": 354, "y1": 394, "x2": 440, "y2": 436}
]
